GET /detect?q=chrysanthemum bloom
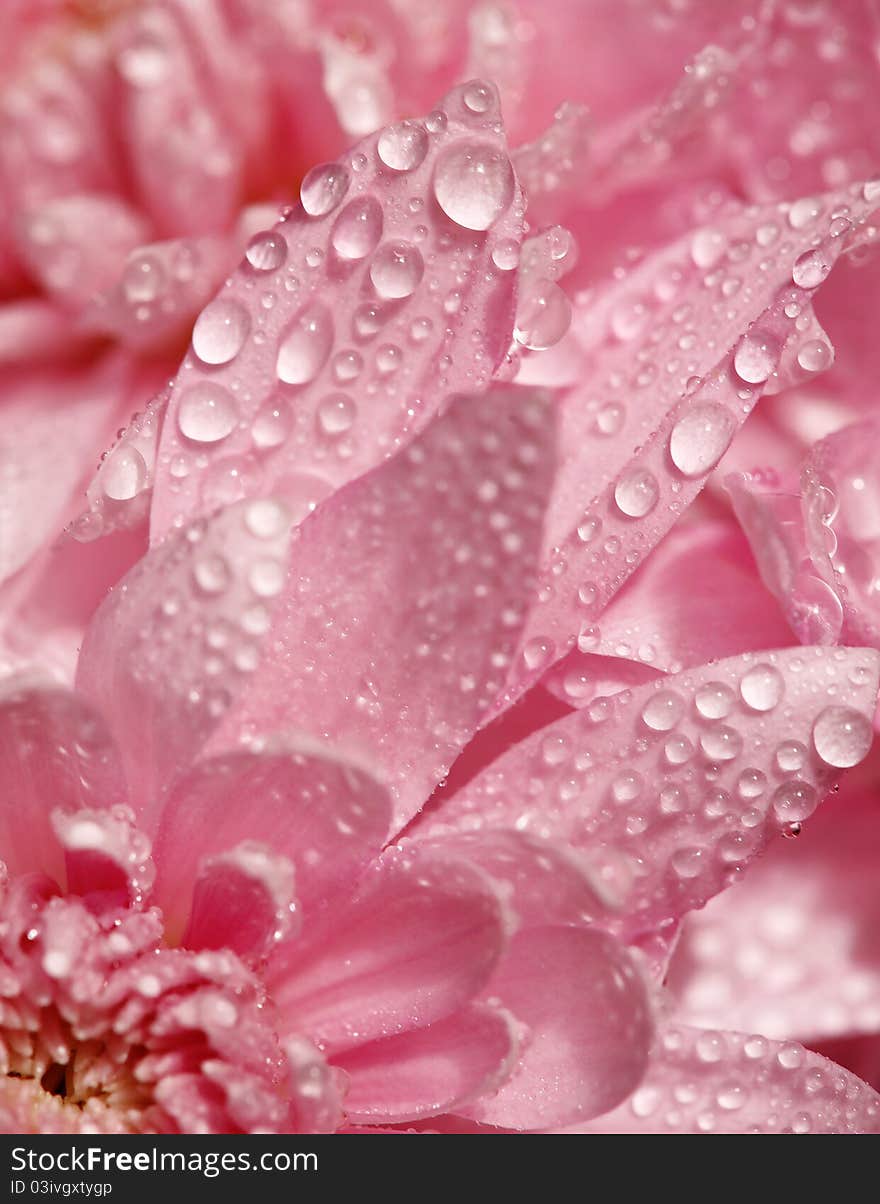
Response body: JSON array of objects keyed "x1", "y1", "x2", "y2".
[{"x1": 4, "y1": 0, "x2": 880, "y2": 1134}]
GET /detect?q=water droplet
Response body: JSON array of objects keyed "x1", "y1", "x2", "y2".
[
  {"x1": 812, "y1": 705, "x2": 873, "y2": 768},
  {"x1": 194, "y1": 554, "x2": 230, "y2": 594},
  {"x1": 614, "y1": 468, "x2": 659, "y2": 518},
  {"x1": 249, "y1": 559, "x2": 286, "y2": 598},
  {"x1": 276, "y1": 302, "x2": 334, "y2": 384},
  {"x1": 177, "y1": 382, "x2": 239, "y2": 443},
  {"x1": 733, "y1": 328, "x2": 780, "y2": 384},
  {"x1": 463, "y1": 81, "x2": 493, "y2": 113},
  {"x1": 699, "y1": 725, "x2": 742, "y2": 761},
  {"x1": 246, "y1": 231, "x2": 287, "y2": 273},
  {"x1": 594, "y1": 403, "x2": 625, "y2": 437},
  {"x1": 672, "y1": 847, "x2": 705, "y2": 879},
  {"x1": 669, "y1": 403, "x2": 736, "y2": 477},
  {"x1": 695, "y1": 682, "x2": 735, "y2": 720},
  {"x1": 317, "y1": 393, "x2": 356, "y2": 435},
  {"x1": 739, "y1": 664, "x2": 784, "y2": 712},
  {"x1": 252, "y1": 399, "x2": 293, "y2": 448},
  {"x1": 330, "y1": 196, "x2": 383, "y2": 260},
  {"x1": 101, "y1": 445, "x2": 148, "y2": 501},
  {"x1": 370, "y1": 240, "x2": 424, "y2": 299},
  {"x1": 513, "y1": 279, "x2": 572, "y2": 350},
  {"x1": 377, "y1": 121, "x2": 429, "y2": 172},
  {"x1": 433, "y1": 140, "x2": 514, "y2": 231},
  {"x1": 192, "y1": 298, "x2": 250, "y2": 365},
  {"x1": 641, "y1": 690, "x2": 684, "y2": 732},
  {"x1": 776, "y1": 740, "x2": 806, "y2": 773},
  {"x1": 300, "y1": 163, "x2": 350, "y2": 217},
  {"x1": 796, "y1": 338, "x2": 833, "y2": 373},
  {"x1": 244, "y1": 499, "x2": 290, "y2": 539},
  {"x1": 523, "y1": 637, "x2": 555, "y2": 670},
  {"x1": 122, "y1": 252, "x2": 165, "y2": 303},
  {"x1": 492, "y1": 239, "x2": 520, "y2": 270},
  {"x1": 771, "y1": 779, "x2": 817, "y2": 823},
  {"x1": 792, "y1": 248, "x2": 830, "y2": 289}
]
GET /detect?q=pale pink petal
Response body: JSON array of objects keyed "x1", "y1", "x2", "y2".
[
  {"x1": 0, "y1": 684, "x2": 127, "y2": 883},
  {"x1": 213, "y1": 387, "x2": 556, "y2": 830},
  {"x1": 149, "y1": 80, "x2": 523, "y2": 541},
  {"x1": 84, "y1": 235, "x2": 231, "y2": 354},
  {"x1": 0, "y1": 299, "x2": 92, "y2": 366},
  {"x1": 14, "y1": 194, "x2": 149, "y2": 310},
  {"x1": 414, "y1": 829, "x2": 614, "y2": 928},
  {"x1": 338, "y1": 1004, "x2": 517, "y2": 1125},
  {"x1": 113, "y1": 3, "x2": 244, "y2": 237},
  {"x1": 0, "y1": 354, "x2": 134, "y2": 587},
  {"x1": 76, "y1": 497, "x2": 295, "y2": 816},
  {"x1": 0, "y1": 38, "x2": 118, "y2": 218},
  {"x1": 667, "y1": 777, "x2": 880, "y2": 1043},
  {"x1": 573, "y1": 1026, "x2": 880, "y2": 1134},
  {"x1": 266, "y1": 846, "x2": 506, "y2": 1056},
  {"x1": 419, "y1": 648, "x2": 880, "y2": 937},
  {"x1": 460, "y1": 926, "x2": 653, "y2": 1129},
  {"x1": 505, "y1": 185, "x2": 879, "y2": 701},
  {"x1": 801, "y1": 417, "x2": 880, "y2": 648},
  {"x1": 151, "y1": 744, "x2": 391, "y2": 939},
  {"x1": 543, "y1": 517, "x2": 794, "y2": 708}
]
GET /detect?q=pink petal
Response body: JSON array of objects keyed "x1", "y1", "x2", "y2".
[
  {"x1": 338, "y1": 1003, "x2": 517, "y2": 1125},
  {"x1": 266, "y1": 846, "x2": 506, "y2": 1056},
  {"x1": 419, "y1": 648, "x2": 880, "y2": 937},
  {"x1": 14, "y1": 194, "x2": 149, "y2": 310},
  {"x1": 84, "y1": 235, "x2": 232, "y2": 354},
  {"x1": 667, "y1": 778, "x2": 880, "y2": 1043},
  {"x1": 460, "y1": 926, "x2": 653, "y2": 1129},
  {"x1": 149, "y1": 80, "x2": 523, "y2": 541},
  {"x1": 573, "y1": 1026, "x2": 880, "y2": 1134},
  {"x1": 211, "y1": 387, "x2": 556, "y2": 830},
  {"x1": 0, "y1": 299, "x2": 92, "y2": 367},
  {"x1": 151, "y1": 744, "x2": 391, "y2": 939},
  {"x1": 113, "y1": 3, "x2": 244, "y2": 237},
  {"x1": 0, "y1": 355, "x2": 134, "y2": 587},
  {"x1": 801, "y1": 417, "x2": 880, "y2": 648},
  {"x1": 76, "y1": 497, "x2": 296, "y2": 817},
  {"x1": 543, "y1": 516, "x2": 794, "y2": 707},
  {"x1": 0, "y1": 684, "x2": 127, "y2": 883},
  {"x1": 414, "y1": 829, "x2": 614, "y2": 928},
  {"x1": 505, "y1": 184, "x2": 879, "y2": 700}
]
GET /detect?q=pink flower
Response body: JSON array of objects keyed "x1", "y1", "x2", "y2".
[{"x1": 4, "y1": 0, "x2": 880, "y2": 1135}]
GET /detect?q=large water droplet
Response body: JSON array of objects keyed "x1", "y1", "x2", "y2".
[
  {"x1": 300, "y1": 163, "x2": 350, "y2": 217},
  {"x1": 276, "y1": 302, "x2": 334, "y2": 384},
  {"x1": 192, "y1": 298, "x2": 250, "y2": 365},
  {"x1": 377, "y1": 120, "x2": 429, "y2": 172},
  {"x1": 433, "y1": 140, "x2": 514, "y2": 231},
  {"x1": 695, "y1": 682, "x2": 735, "y2": 720},
  {"x1": 513, "y1": 279, "x2": 572, "y2": 351},
  {"x1": 122, "y1": 252, "x2": 165, "y2": 303},
  {"x1": 812, "y1": 705, "x2": 873, "y2": 768},
  {"x1": 252, "y1": 398, "x2": 293, "y2": 448},
  {"x1": 669, "y1": 403, "x2": 736, "y2": 477},
  {"x1": 370, "y1": 240, "x2": 424, "y2": 299},
  {"x1": 739, "y1": 663, "x2": 783, "y2": 711},
  {"x1": 317, "y1": 393, "x2": 356, "y2": 435},
  {"x1": 101, "y1": 445, "x2": 148, "y2": 501},
  {"x1": 792, "y1": 248, "x2": 830, "y2": 289},
  {"x1": 330, "y1": 196, "x2": 383, "y2": 260},
  {"x1": 733, "y1": 328, "x2": 780, "y2": 384},
  {"x1": 177, "y1": 382, "x2": 239, "y2": 443},
  {"x1": 771, "y1": 779, "x2": 817, "y2": 823},
  {"x1": 796, "y1": 338, "x2": 833, "y2": 373},
  {"x1": 246, "y1": 231, "x2": 287, "y2": 272},
  {"x1": 613, "y1": 468, "x2": 659, "y2": 518},
  {"x1": 641, "y1": 689, "x2": 684, "y2": 732}
]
